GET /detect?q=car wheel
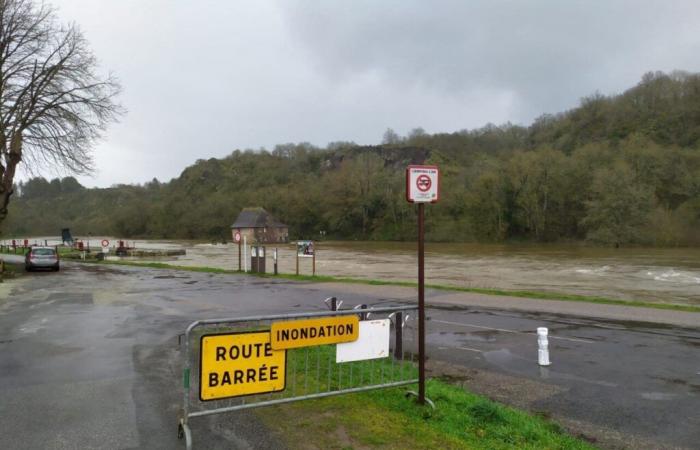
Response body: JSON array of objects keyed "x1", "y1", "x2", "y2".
[
  {"x1": 53, "y1": 266, "x2": 60, "y2": 272},
  {"x1": 25, "y1": 265, "x2": 32, "y2": 272}
]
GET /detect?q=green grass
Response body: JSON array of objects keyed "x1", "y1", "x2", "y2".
[
  {"x1": 101, "y1": 259, "x2": 238, "y2": 274},
  {"x1": 257, "y1": 346, "x2": 596, "y2": 449},
  {"x1": 0, "y1": 261, "x2": 22, "y2": 280},
  {"x1": 0, "y1": 246, "x2": 28, "y2": 256}
]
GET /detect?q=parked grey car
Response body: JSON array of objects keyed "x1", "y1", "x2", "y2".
[{"x1": 25, "y1": 247, "x2": 60, "y2": 272}]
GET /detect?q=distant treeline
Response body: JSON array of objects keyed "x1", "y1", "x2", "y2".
[{"x1": 4, "y1": 71, "x2": 700, "y2": 246}]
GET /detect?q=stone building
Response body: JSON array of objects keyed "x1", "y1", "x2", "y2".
[{"x1": 230, "y1": 207, "x2": 289, "y2": 244}]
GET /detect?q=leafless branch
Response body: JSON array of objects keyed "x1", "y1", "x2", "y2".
[{"x1": 0, "y1": 0, "x2": 122, "y2": 222}]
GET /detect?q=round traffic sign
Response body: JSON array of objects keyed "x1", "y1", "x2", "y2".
[
  {"x1": 416, "y1": 174, "x2": 432, "y2": 192},
  {"x1": 234, "y1": 231, "x2": 241, "y2": 243},
  {"x1": 101, "y1": 239, "x2": 110, "y2": 247}
]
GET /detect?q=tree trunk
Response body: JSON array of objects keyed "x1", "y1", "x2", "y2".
[{"x1": 0, "y1": 133, "x2": 23, "y2": 224}]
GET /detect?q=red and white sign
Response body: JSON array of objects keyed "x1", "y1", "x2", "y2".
[
  {"x1": 406, "y1": 165, "x2": 439, "y2": 203},
  {"x1": 233, "y1": 231, "x2": 241, "y2": 243}
]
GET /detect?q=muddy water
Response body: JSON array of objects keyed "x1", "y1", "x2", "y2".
[{"x1": 8, "y1": 237, "x2": 700, "y2": 305}]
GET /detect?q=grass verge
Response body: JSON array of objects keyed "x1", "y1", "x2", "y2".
[
  {"x1": 86, "y1": 258, "x2": 700, "y2": 314},
  {"x1": 0, "y1": 261, "x2": 22, "y2": 281},
  {"x1": 257, "y1": 378, "x2": 596, "y2": 450},
  {"x1": 250, "y1": 345, "x2": 595, "y2": 449}
]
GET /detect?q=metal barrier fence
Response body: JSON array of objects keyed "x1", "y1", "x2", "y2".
[{"x1": 179, "y1": 303, "x2": 419, "y2": 449}]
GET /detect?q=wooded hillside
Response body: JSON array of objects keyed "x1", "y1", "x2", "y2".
[{"x1": 5, "y1": 71, "x2": 700, "y2": 245}]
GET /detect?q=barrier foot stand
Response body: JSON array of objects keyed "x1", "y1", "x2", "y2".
[{"x1": 178, "y1": 418, "x2": 192, "y2": 450}]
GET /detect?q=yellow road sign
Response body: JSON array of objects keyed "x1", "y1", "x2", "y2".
[
  {"x1": 200, "y1": 331, "x2": 286, "y2": 401},
  {"x1": 271, "y1": 316, "x2": 359, "y2": 350}
]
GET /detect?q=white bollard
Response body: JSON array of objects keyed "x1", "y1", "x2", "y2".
[
  {"x1": 537, "y1": 327, "x2": 551, "y2": 366},
  {"x1": 243, "y1": 236, "x2": 248, "y2": 272}
]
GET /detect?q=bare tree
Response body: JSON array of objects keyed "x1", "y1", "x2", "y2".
[{"x1": 0, "y1": 0, "x2": 121, "y2": 224}]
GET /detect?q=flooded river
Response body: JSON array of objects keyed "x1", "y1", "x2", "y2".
[{"x1": 8, "y1": 238, "x2": 700, "y2": 305}]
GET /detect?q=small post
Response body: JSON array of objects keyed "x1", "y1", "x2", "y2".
[
  {"x1": 312, "y1": 246, "x2": 316, "y2": 276},
  {"x1": 537, "y1": 327, "x2": 551, "y2": 366},
  {"x1": 331, "y1": 297, "x2": 337, "y2": 311},
  {"x1": 243, "y1": 236, "x2": 247, "y2": 272},
  {"x1": 238, "y1": 238, "x2": 241, "y2": 272},
  {"x1": 274, "y1": 248, "x2": 278, "y2": 275},
  {"x1": 394, "y1": 312, "x2": 403, "y2": 359},
  {"x1": 254, "y1": 246, "x2": 259, "y2": 273},
  {"x1": 295, "y1": 251, "x2": 299, "y2": 276}
]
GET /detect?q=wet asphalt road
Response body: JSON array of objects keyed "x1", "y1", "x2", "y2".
[
  {"x1": 0, "y1": 260, "x2": 699, "y2": 449},
  {"x1": 426, "y1": 308, "x2": 700, "y2": 448}
]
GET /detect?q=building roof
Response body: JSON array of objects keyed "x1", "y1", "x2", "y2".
[{"x1": 231, "y1": 207, "x2": 288, "y2": 229}]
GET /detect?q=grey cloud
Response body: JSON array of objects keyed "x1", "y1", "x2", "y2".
[
  {"x1": 24, "y1": 0, "x2": 700, "y2": 188},
  {"x1": 278, "y1": 1, "x2": 700, "y2": 119}
]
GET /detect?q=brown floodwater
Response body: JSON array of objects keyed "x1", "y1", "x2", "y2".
[{"x1": 8, "y1": 237, "x2": 700, "y2": 305}]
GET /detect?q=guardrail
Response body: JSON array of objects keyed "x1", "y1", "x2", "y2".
[{"x1": 178, "y1": 303, "x2": 419, "y2": 449}]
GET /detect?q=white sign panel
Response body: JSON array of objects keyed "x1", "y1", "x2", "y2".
[
  {"x1": 336, "y1": 319, "x2": 390, "y2": 363},
  {"x1": 297, "y1": 240, "x2": 314, "y2": 258},
  {"x1": 406, "y1": 165, "x2": 439, "y2": 203}
]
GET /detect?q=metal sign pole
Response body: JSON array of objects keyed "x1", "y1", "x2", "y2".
[
  {"x1": 238, "y1": 239, "x2": 241, "y2": 271},
  {"x1": 417, "y1": 202, "x2": 426, "y2": 404},
  {"x1": 406, "y1": 164, "x2": 438, "y2": 407}
]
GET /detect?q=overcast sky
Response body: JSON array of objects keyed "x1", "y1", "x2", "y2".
[{"x1": 34, "y1": 1, "x2": 700, "y2": 187}]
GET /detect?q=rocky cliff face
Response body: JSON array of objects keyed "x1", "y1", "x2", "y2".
[{"x1": 322, "y1": 145, "x2": 432, "y2": 171}]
